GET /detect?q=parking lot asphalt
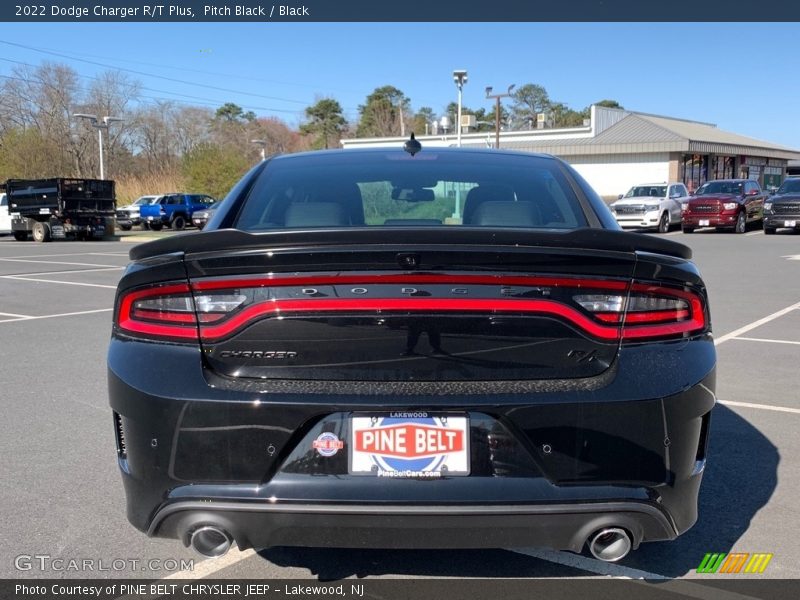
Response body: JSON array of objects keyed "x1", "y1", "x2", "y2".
[{"x1": 1, "y1": 229, "x2": 798, "y2": 585}]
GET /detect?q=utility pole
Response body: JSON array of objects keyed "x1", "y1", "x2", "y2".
[{"x1": 485, "y1": 84, "x2": 515, "y2": 149}]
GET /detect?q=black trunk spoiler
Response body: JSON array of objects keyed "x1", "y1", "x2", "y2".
[{"x1": 129, "y1": 227, "x2": 692, "y2": 262}]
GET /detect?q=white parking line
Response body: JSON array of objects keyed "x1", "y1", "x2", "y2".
[
  {"x1": 0, "y1": 275, "x2": 116, "y2": 289},
  {"x1": 0, "y1": 311, "x2": 31, "y2": 318},
  {"x1": 162, "y1": 547, "x2": 257, "y2": 580},
  {"x1": 714, "y1": 301, "x2": 800, "y2": 345},
  {"x1": 733, "y1": 337, "x2": 800, "y2": 346},
  {"x1": 511, "y1": 547, "x2": 667, "y2": 579},
  {"x1": 2, "y1": 267, "x2": 123, "y2": 277},
  {"x1": 0, "y1": 258, "x2": 121, "y2": 267},
  {"x1": 88, "y1": 252, "x2": 129, "y2": 257},
  {"x1": 0, "y1": 308, "x2": 112, "y2": 324},
  {"x1": 718, "y1": 400, "x2": 800, "y2": 415},
  {"x1": 0, "y1": 252, "x2": 108, "y2": 259},
  {"x1": 744, "y1": 231, "x2": 761, "y2": 236}
]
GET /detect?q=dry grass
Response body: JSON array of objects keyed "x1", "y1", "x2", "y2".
[{"x1": 115, "y1": 171, "x2": 186, "y2": 204}]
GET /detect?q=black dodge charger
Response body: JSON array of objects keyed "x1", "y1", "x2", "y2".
[{"x1": 108, "y1": 145, "x2": 715, "y2": 562}]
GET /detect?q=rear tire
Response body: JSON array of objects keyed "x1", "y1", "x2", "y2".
[
  {"x1": 171, "y1": 215, "x2": 186, "y2": 231},
  {"x1": 149, "y1": 223, "x2": 163, "y2": 231},
  {"x1": 657, "y1": 212, "x2": 670, "y2": 234},
  {"x1": 120, "y1": 224, "x2": 132, "y2": 231},
  {"x1": 682, "y1": 226, "x2": 694, "y2": 234},
  {"x1": 764, "y1": 227, "x2": 776, "y2": 235},
  {"x1": 32, "y1": 221, "x2": 51, "y2": 243},
  {"x1": 734, "y1": 211, "x2": 746, "y2": 234},
  {"x1": 13, "y1": 231, "x2": 28, "y2": 241}
]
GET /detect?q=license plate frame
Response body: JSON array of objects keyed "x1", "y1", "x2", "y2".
[{"x1": 349, "y1": 412, "x2": 470, "y2": 478}]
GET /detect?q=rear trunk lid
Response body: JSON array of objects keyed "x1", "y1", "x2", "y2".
[{"x1": 172, "y1": 228, "x2": 663, "y2": 383}]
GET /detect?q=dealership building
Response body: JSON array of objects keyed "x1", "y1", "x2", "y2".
[{"x1": 341, "y1": 105, "x2": 800, "y2": 199}]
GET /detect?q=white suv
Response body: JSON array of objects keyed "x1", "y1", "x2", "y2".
[{"x1": 609, "y1": 182, "x2": 688, "y2": 233}]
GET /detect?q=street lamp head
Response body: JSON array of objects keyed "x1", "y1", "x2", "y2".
[
  {"x1": 103, "y1": 116, "x2": 124, "y2": 125},
  {"x1": 250, "y1": 139, "x2": 267, "y2": 146},
  {"x1": 508, "y1": 84, "x2": 516, "y2": 94},
  {"x1": 453, "y1": 70, "x2": 468, "y2": 87},
  {"x1": 73, "y1": 113, "x2": 98, "y2": 123},
  {"x1": 485, "y1": 86, "x2": 493, "y2": 98}
]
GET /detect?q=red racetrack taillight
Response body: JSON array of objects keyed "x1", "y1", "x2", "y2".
[
  {"x1": 576, "y1": 282, "x2": 706, "y2": 340},
  {"x1": 115, "y1": 276, "x2": 707, "y2": 343}
]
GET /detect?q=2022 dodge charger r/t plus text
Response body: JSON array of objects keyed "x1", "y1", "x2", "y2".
[{"x1": 108, "y1": 145, "x2": 715, "y2": 562}]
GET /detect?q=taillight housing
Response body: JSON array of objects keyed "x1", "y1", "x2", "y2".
[
  {"x1": 576, "y1": 282, "x2": 706, "y2": 341},
  {"x1": 115, "y1": 276, "x2": 707, "y2": 343},
  {"x1": 116, "y1": 284, "x2": 247, "y2": 341}
]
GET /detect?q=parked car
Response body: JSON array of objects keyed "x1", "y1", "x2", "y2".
[
  {"x1": 609, "y1": 182, "x2": 688, "y2": 233},
  {"x1": 763, "y1": 177, "x2": 800, "y2": 234},
  {"x1": 681, "y1": 179, "x2": 765, "y2": 233},
  {"x1": 116, "y1": 195, "x2": 162, "y2": 230},
  {"x1": 109, "y1": 145, "x2": 715, "y2": 563},
  {"x1": 139, "y1": 193, "x2": 215, "y2": 231},
  {"x1": 191, "y1": 201, "x2": 220, "y2": 230}
]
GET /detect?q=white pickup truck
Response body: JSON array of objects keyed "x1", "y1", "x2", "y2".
[
  {"x1": 609, "y1": 182, "x2": 689, "y2": 233},
  {"x1": 0, "y1": 193, "x2": 16, "y2": 235}
]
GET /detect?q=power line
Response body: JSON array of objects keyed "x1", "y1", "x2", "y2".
[
  {"x1": 0, "y1": 59, "x2": 305, "y2": 116},
  {"x1": 1, "y1": 40, "x2": 356, "y2": 95},
  {"x1": 0, "y1": 40, "x2": 312, "y2": 106}
]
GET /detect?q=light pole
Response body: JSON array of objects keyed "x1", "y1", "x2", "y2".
[
  {"x1": 452, "y1": 70, "x2": 468, "y2": 148},
  {"x1": 485, "y1": 84, "x2": 515, "y2": 149},
  {"x1": 73, "y1": 114, "x2": 123, "y2": 179},
  {"x1": 251, "y1": 139, "x2": 267, "y2": 162}
]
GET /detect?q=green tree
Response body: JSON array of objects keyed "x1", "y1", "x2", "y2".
[
  {"x1": 356, "y1": 86, "x2": 410, "y2": 137},
  {"x1": 550, "y1": 102, "x2": 588, "y2": 128},
  {"x1": 0, "y1": 128, "x2": 64, "y2": 180},
  {"x1": 300, "y1": 98, "x2": 346, "y2": 149},
  {"x1": 215, "y1": 102, "x2": 256, "y2": 123},
  {"x1": 511, "y1": 84, "x2": 551, "y2": 126},
  {"x1": 595, "y1": 99, "x2": 624, "y2": 109},
  {"x1": 182, "y1": 143, "x2": 250, "y2": 199}
]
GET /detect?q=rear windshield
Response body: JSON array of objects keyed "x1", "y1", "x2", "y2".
[{"x1": 234, "y1": 151, "x2": 589, "y2": 230}]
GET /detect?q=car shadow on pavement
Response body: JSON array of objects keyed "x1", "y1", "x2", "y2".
[
  {"x1": 258, "y1": 404, "x2": 778, "y2": 579},
  {"x1": 621, "y1": 403, "x2": 778, "y2": 577}
]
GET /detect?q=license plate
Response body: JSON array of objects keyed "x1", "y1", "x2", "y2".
[
  {"x1": 349, "y1": 412, "x2": 469, "y2": 477},
  {"x1": 785, "y1": 220, "x2": 797, "y2": 227},
  {"x1": 699, "y1": 219, "x2": 710, "y2": 226},
  {"x1": 147, "y1": 216, "x2": 154, "y2": 221}
]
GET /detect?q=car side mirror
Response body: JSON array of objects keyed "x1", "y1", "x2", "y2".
[{"x1": 617, "y1": 194, "x2": 623, "y2": 200}]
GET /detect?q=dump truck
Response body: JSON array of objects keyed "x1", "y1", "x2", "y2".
[{"x1": 5, "y1": 178, "x2": 116, "y2": 242}]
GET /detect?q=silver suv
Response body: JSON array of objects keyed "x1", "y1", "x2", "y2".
[{"x1": 609, "y1": 182, "x2": 688, "y2": 233}]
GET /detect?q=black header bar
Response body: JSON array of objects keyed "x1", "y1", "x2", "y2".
[{"x1": 2, "y1": 0, "x2": 799, "y2": 22}]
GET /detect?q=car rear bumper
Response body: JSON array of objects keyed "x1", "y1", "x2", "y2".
[
  {"x1": 148, "y1": 498, "x2": 682, "y2": 552},
  {"x1": 109, "y1": 333, "x2": 715, "y2": 551}
]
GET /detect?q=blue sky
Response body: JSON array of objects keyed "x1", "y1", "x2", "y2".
[{"x1": 2, "y1": 22, "x2": 800, "y2": 148}]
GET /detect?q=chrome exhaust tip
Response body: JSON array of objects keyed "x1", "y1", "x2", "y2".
[
  {"x1": 587, "y1": 527, "x2": 632, "y2": 562},
  {"x1": 189, "y1": 526, "x2": 232, "y2": 558}
]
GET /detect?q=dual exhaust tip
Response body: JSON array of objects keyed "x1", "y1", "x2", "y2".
[
  {"x1": 187, "y1": 524, "x2": 633, "y2": 563},
  {"x1": 587, "y1": 527, "x2": 633, "y2": 562},
  {"x1": 189, "y1": 526, "x2": 233, "y2": 558}
]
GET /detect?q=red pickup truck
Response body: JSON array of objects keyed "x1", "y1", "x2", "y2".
[{"x1": 681, "y1": 179, "x2": 765, "y2": 234}]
